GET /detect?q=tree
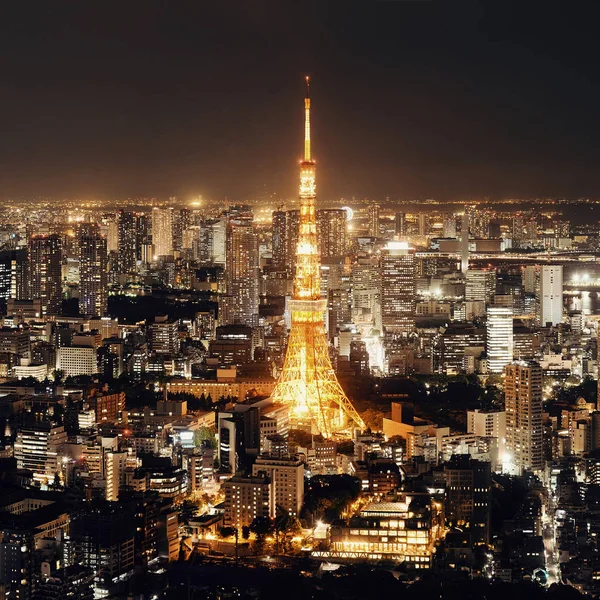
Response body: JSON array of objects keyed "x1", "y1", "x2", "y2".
[
  {"x1": 218, "y1": 526, "x2": 237, "y2": 538},
  {"x1": 193, "y1": 426, "x2": 216, "y2": 448},
  {"x1": 250, "y1": 516, "x2": 274, "y2": 538}
]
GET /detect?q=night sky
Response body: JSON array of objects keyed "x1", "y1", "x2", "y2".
[{"x1": 2, "y1": 1, "x2": 600, "y2": 202}]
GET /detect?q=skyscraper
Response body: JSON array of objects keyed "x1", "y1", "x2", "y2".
[
  {"x1": 224, "y1": 216, "x2": 259, "y2": 325},
  {"x1": 486, "y1": 307, "x2": 513, "y2": 374},
  {"x1": 394, "y1": 212, "x2": 406, "y2": 238},
  {"x1": 78, "y1": 223, "x2": 108, "y2": 316},
  {"x1": 152, "y1": 207, "x2": 174, "y2": 259},
  {"x1": 504, "y1": 361, "x2": 544, "y2": 473},
  {"x1": 117, "y1": 210, "x2": 137, "y2": 274},
  {"x1": 285, "y1": 209, "x2": 300, "y2": 275},
  {"x1": 269, "y1": 78, "x2": 364, "y2": 437},
  {"x1": 29, "y1": 234, "x2": 62, "y2": 316},
  {"x1": 368, "y1": 204, "x2": 380, "y2": 237},
  {"x1": 317, "y1": 209, "x2": 347, "y2": 260},
  {"x1": 272, "y1": 210, "x2": 287, "y2": 270},
  {"x1": 536, "y1": 265, "x2": 563, "y2": 326},
  {"x1": 380, "y1": 241, "x2": 416, "y2": 336}
]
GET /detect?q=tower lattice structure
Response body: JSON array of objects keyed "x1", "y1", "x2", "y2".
[{"x1": 270, "y1": 78, "x2": 365, "y2": 437}]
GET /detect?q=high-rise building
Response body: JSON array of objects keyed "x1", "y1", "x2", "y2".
[
  {"x1": 504, "y1": 361, "x2": 544, "y2": 473},
  {"x1": 368, "y1": 204, "x2": 380, "y2": 237},
  {"x1": 0, "y1": 250, "x2": 28, "y2": 302},
  {"x1": 351, "y1": 257, "x2": 381, "y2": 330},
  {"x1": 252, "y1": 455, "x2": 305, "y2": 517},
  {"x1": 135, "y1": 213, "x2": 152, "y2": 263},
  {"x1": 465, "y1": 268, "x2": 496, "y2": 304},
  {"x1": 394, "y1": 212, "x2": 406, "y2": 238},
  {"x1": 117, "y1": 211, "x2": 137, "y2": 274},
  {"x1": 443, "y1": 455, "x2": 491, "y2": 544},
  {"x1": 172, "y1": 208, "x2": 191, "y2": 253},
  {"x1": 285, "y1": 210, "x2": 300, "y2": 275},
  {"x1": 268, "y1": 79, "x2": 364, "y2": 437},
  {"x1": 272, "y1": 210, "x2": 287, "y2": 270},
  {"x1": 417, "y1": 213, "x2": 427, "y2": 236},
  {"x1": 536, "y1": 265, "x2": 563, "y2": 326},
  {"x1": 78, "y1": 224, "x2": 108, "y2": 316},
  {"x1": 486, "y1": 307, "x2": 513, "y2": 374},
  {"x1": 224, "y1": 217, "x2": 259, "y2": 325},
  {"x1": 317, "y1": 209, "x2": 347, "y2": 260},
  {"x1": 442, "y1": 213, "x2": 457, "y2": 238},
  {"x1": 28, "y1": 234, "x2": 62, "y2": 316},
  {"x1": 380, "y1": 241, "x2": 415, "y2": 336},
  {"x1": 152, "y1": 207, "x2": 174, "y2": 259},
  {"x1": 105, "y1": 451, "x2": 127, "y2": 501}
]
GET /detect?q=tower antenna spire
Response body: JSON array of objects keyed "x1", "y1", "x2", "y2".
[{"x1": 304, "y1": 76, "x2": 311, "y2": 162}]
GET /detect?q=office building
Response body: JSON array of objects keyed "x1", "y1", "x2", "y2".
[
  {"x1": 465, "y1": 269, "x2": 496, "y2": 304},
  {"x1": 117, "y1": 211, "x2": 136, "y2": 274},
  {"x1": 78, "y1": 224, "x2": 108, "y2": 316},
  {"x1": 29, "y1": 235, "x2": 62, "y2": 316},
  {"x1": 14, "y1": 423, "x2": 67, "y2": 485},
  {"x1": 148, "y1": 316, "x2": 180, "y2": 355},
  {"x1": 504, "y1": 361, "x2": 544, "y2": 474},
  {"x1": 380, "y1": 241, "x2": 415, "y2": 335},
  {"x1": 56, "y1": 346, "x2": 98, "y2": 377},
  {"x1": 486, "y1": 307, "x2": 513, "y2": 374},
  {"x1": 536, "y1": 265, "x2": 563, "y2": 326}
]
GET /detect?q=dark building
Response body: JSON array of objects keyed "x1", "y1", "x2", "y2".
[
  {"x1": 0, "y1": 250, "x2": 28, "y2": 302},
  {"x1": 71, "y1": 502, "x2": 135, "y2": 590},
  {"x1": 117, "y1": 211, "x2": 136, "y2": 274},
  {"x1": 34, "y1": 566, "x2": 94, "y2": 600},
  {"x1": 29, "y1": 235, "x2": 62, "y2": 316},
  {"x1": 443, "y1": 455, "x2": 492, "y2": 544},
  {"x1": 78, "y1": 224, "x2": 108, "y2": 317},
  {"x1": 218, "y1": 406, "x2": 261, "y2": 473}
]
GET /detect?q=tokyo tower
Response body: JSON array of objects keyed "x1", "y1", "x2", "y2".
[{"x1": 269, "y1": 78, "x2": 365, "y2": 437}]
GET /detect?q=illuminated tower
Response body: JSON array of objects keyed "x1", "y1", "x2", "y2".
[{"x1": 269, "y1": 78, "x2": 364, "y2": 437}]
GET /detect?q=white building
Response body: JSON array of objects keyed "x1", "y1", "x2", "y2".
[
  {"x1": 57, "y1": 346, "x2": 98, "y2": 377},
  {"x1": 537, "y1": 265, "x2": 563, "y2": 326},
  {"x1": 486, "y1": 307, "x2": 513, "y2": 374},
  {"x1": 467, "y1": 409, "x2": 506, "y2": 470},
  {"x1": 14, "y1": 423, "x2": 67, "y2": 485},
  {"x1": 252, "y1": 455, "x2": 305, "y2": 517}
]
